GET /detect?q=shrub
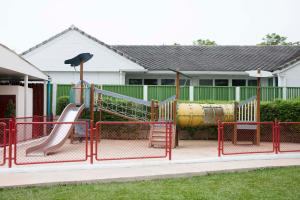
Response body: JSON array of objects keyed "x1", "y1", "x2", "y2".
[
  {"x1": 261, "y1": 100, "x2": 300, "y2": 122},
  {"x1": 4, "y1": 99, "x2": 15, "y2": 118},
  {"x1": 56, "y1": 96, "x2": 70, "y2": 115}
]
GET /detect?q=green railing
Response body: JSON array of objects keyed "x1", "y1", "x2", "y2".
[
  {"x1": 287, "y1": 87, "x2": 300, "y2": 100},
  {"x1": 240, "y1": 87, "x2": 283, "y2": 101},
  {"x1": 102, "y1": 85, "x2": 143, "y2": 99},
  {"x1": 194, "y1": 86, "x2": 235, "y2": 101},
  {"x1": 54, "y1": 84, "x2": 300, "y2": 104},
  {"x1": 56, "y1": 84, "x2": 72, "y2": 99},
  {"x1": 147, "y1": 86, "x2": 189, "y2": 101}
]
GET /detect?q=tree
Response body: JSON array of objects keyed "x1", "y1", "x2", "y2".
[
  {"x1": 258, "y1": 33, "x2": 300, "y2": 45},
  {"x1": 193, "y1": 39, "x2": 217, "y2": 46},
  {"x1": 4, "y1": 99, "x2": 15, "y2": 118}
]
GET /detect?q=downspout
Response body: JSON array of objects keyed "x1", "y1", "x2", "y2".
[{"x1": 47, "y1": 76, "x2": 52, "y2": 116}]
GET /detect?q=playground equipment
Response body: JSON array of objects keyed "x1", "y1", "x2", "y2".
[
  {"x1": 26, "y1": 104, "x2": 85, "y2": 156},
  {"x1": 177, "y1": 103, "x2": 235, "y2": 127},
  {"x1": 25, "y1": 53, "x2": 93, "y2": 156}
]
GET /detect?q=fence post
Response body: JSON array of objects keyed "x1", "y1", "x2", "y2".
[
  {"x1": 90, "y1": 120, "x2": 94, "y2": 164},
  {"x1": 189, "y1": 86, "x2": 194, "y2": 101},
  {"x1": 275, "y1": 119, "x2": 279, "y2": 154},
  {"x1": 143, "y1": 85, "x2": 148, "y2": 101},
  {"x1": 8, "y1": 119, "x2": 13, "y2": 168},
  {"x1": 217, "y1": 120, "x2": 221, "y2": 157},
  {"x1": 282, "y1": 87, "x2": 287, "y2": 100},
  {"x1": 168, "y1": 122, "x2": 172, "y2": 160},
  {"x1": 235, "y1": 87, "x2": 240, "y2": 102}
]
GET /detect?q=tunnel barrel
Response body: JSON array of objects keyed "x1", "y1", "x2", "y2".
[{"x1": 177, "y1": 103, "x2": 235, "y2": 127}]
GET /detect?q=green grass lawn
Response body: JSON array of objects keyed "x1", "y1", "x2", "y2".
[{"x1": 1, "y1": 166, "x2": 300, "y2": 200}]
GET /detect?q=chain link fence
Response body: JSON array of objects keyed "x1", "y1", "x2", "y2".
[
  {"x1": 95, "y1": 121, "x2": 171, "y2": 161},
  {"x1": 14, "y1": 121, "x2": 88, "y2": 165},
  {"x1": 219, "y1": 122, "x2": 275, "y2": 155},
  {"x1": 0, "y1": 122, "x2": 6, "y2": 166},
  {"x1": 278, "y1": 122, "x2": 300, "y2": 153}
]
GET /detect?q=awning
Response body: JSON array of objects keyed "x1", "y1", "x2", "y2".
[{"x1": 0, "y1": 43, "x2": 48, "y2": 81}]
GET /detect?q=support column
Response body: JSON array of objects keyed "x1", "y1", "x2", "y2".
[
  {"x1": 235, "y1": 87, "x2": 240, "y2": 102},
  {"x1": 52, "y1": 83, "x2": 57, "y2": 116},
  {"x1": 24, "y1": 75, "x2": 28, "y2": 117},
  {"x1": 283, "y1": 87, "x2": 287, "y2": 100},
  {"x1": 256, "y1": 72, "x2": 261, "y2": 145},
  {"x1": 143, "y1": 85, "x2": 148, "y2": 101},
  {"x1": 80, "y1": 61, "x2": 83, "y2": 104},
  {"x1": 189, "y1": 86, "x2": 194, "y2": 101},
  {"x1": 43, "y1": 81, "x2": 47, "y2": 116},
  {"x1": 175, "y1": 71, "x2": 180, "y2": 147}
]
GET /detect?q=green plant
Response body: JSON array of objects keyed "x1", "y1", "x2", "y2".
[
  {"x1": 261, "y1": 99, "x2": 300, "y2": 122},
  {"x1": 56, "y1": 96, "x2": 70, "y2": 115},
  {"x1": 4, "y1": 99, "x2": 15, "y2": 118}
]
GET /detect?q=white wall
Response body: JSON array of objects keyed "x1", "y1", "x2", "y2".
[
  {"x1": 278, "y1": 62, "x2": 300, "y2": 87},
  {"x1": 22, "y1": 29, "x2": 145, "y2": 85},
  {"x1": 0, "y1": 86, "x2": 33, "y2": 117},
  {"x1": 47, "y1": 71, "x2": 126, "y2": 84}
]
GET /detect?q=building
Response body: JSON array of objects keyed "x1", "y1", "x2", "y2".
[
  {"x1": 22, "y1": 25, "x2": 300, "y2": 87},
  {"x1": 0, "y1": 43, "x2": 48, "y2": 118}
]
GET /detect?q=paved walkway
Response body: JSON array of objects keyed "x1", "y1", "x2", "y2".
[{"x1": 0, "y1": 154, "x2": 300, "y2": 188}]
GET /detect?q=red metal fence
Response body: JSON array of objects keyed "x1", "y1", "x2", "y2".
[
  {"x1": 0, "y1": 122, "x2": 6, "y2": 166},
  {"x1": 14, "y1": 121, "x2": 89, "y2": 165},
  {"x1": 2, "y1": 115, "x2": 300, "y2": 167},
  {"x1": 218, "y1": 121, "x2": 300, "y2": 156},
  {"x1": 0, "y1": 117, "x2": 173, "y2": 168},
  {"x1": 277, "y1": 122, "x2": 300, "y2": 153},
  {"x1": 95, "y1": 121, "x2": 172, "y2": 161}
]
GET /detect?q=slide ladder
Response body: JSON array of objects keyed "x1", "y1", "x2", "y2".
[{"x1": 149, "y1": 96, "x2": 176, "y2": 148}]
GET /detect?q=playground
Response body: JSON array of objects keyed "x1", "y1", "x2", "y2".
[{"x1": 0, "y1": 53, "x2": 300, "y2": 170}]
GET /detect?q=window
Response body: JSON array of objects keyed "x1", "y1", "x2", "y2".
[
  {"x1": 199, "y1": 79, "x2": 213, "y2": 86},
  {"x1": 215, "y1": 79, "x2": 229, "y2": 86},
  {"x1": 248, "y1": 80, "x2": 257, "y2": 86},
  {"x1": 232, "y1": 79, "x2": 246, "y2": 86},
  {"x1": 180, "y1": 79, "x2": 190, "y2": 86},
  {"x1": 161, "y1": 79, "x2": 175, "y2": 85},
  {"x1": 144, "y1": 79, "x2": 158, "y2": 85},
  {"x1": 268, "y1": 78, "x2": 273, "y2": 86},
  {"x1": 129, "y1": 79, "x2": 142, "y2": 85},
  {"x1": 275, "y1": 77, "x2": 278, "y2": 86}
]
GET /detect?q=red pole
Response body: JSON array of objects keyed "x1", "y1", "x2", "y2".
[
  {"x1": 218, "y1": 120, "x2": 221, "y2": 157},
  {"x1": 8, "y1": 119, "x2": 13, "y2": 168},
  {"x1": 275, "y1": 119, "x2": 279, "y2": 154},
  {"x1": 168, "y1": 122, "x2": 172, "y2": 160},
  {"x1": 90, "y1": 120, "x2": 94, "y2": 164}
]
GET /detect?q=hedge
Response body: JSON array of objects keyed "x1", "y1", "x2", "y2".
[
  {"x1": 261, "y1": 99, "x2": 300, "y2": 122},
  {"x1": 56, "y1": 96, "x2": 70, "y2": 115}
]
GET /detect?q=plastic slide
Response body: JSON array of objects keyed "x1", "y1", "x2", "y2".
[{"x1": 26, "y1": 103, "x2": 85, "y2": 156}]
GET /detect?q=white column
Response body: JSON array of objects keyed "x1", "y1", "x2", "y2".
[
  {"x1": 43, "y1": 81, "x2": 47, "y2": 116},
  {"x1": 189, "y1": 86, "x2": 194, "y2": 101},
  {"x1": 52, "y1": 83, "x2": 57, "y2": 116},
  {"x1": 143, "y1": 85, "x2": 148, "y2": 101},
  {"x1": 119, "y1": 71, "x2": 123, "y2": 84},
  {"x1": 283, "y1": 87, "x2": 287, "y2": 100},
  {"x1": 235, "y1": 86, "x2": 240, "y2": 102},
  {"x1": 24, "y1": 75, "x2": 28, "y2": 117}
]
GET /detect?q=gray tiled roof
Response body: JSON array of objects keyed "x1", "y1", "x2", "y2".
[{"x1": 113, "y1": 45, "x2": 300, "y2": 71}]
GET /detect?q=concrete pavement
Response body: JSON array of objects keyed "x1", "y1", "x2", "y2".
[{"x1": 0, "y1": 153, "x2": 300, "y2": 188}]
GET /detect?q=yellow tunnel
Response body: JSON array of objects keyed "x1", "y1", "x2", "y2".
[{"x1": 177, "y1": 103, "x2": 235, "y2": 127}]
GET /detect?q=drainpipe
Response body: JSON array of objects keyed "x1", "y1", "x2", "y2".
[
  {"x1": 24, "y1": 75, "x2": 28, "y2": 117},
  {"x1": 47, "y1": 76, "x2": 52, "y2": 116}
]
